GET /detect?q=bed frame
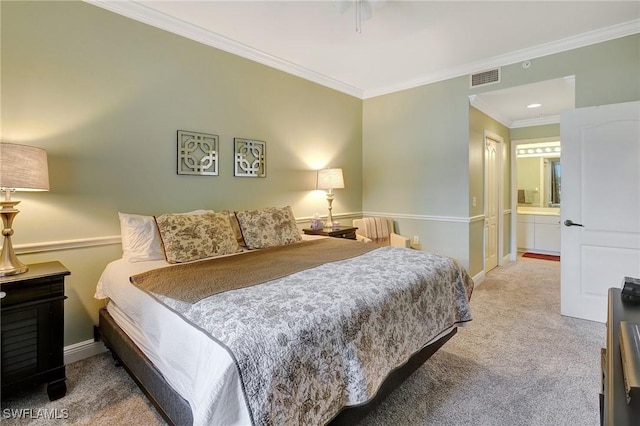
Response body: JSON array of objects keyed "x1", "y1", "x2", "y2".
[{"x1": 96, "y1": 307, "x2": 456, "y2": 426}]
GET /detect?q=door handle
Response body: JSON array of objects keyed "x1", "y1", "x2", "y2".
[{"x1": 564, "y1": 219, "x2": 584, "y2": 227}]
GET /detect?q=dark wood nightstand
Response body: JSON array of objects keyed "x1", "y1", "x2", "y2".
[
  {"x1": 303, "y1": 226, "x2": 358, "y2": 240},
  {"x1": 603, "y1": 288, "x2": 640, "y2": 425},
  {"x1": 1, "y1": 261, "x2": 70, "y2": 401}
]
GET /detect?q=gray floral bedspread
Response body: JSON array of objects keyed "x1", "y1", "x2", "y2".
[{"x1": 153, "y1": 245, "x2": 474, "y2": 425}]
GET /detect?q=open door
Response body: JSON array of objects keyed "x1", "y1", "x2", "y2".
[{"x1": 560, "y1": 101, "x2": 640, "y2": 323}]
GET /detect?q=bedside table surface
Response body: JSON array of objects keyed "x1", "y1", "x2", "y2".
[
  {"x1": 0, "y1": 261, "x2": 69, "y2": 284},
  {"x1": 303, "y1": 226, "x2": 357, "y2": 236}
]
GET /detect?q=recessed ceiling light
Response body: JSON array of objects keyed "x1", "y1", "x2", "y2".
[{"x1": 526, "y1": 103, "x2": 542, "y2": 109}]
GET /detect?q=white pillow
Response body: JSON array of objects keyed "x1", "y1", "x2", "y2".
[{"x1": 118, "y1": 210, "x2": 212, "y2": 262}]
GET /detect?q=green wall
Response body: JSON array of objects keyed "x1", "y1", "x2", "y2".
[
  {"x1": 363, "y1": 34, "x2": 639, "y2": 278},
  {"x1": 511, "y1": 124, "x2": 560, "y2": 141},
  {"x1": 1, "y1": 1, "x2": 362, "y2": 346},
  {"x1": 2, "y1": 0, "x2": 639, "y2": 349}
]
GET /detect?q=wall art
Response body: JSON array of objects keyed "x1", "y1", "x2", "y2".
[
  {"x1": 177, "y1": 130, "x2": 218, "y2": 176},
  {"x1": 234, "y1": 138, "x2": 266, "y2": 177}
]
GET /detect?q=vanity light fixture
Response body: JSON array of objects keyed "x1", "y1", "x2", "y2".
[
  {"x1": 526, "y1": 103, "x2": 542, "y2": 109},
  {"x1": 517, "y1": 141, "x2": 561, "y2": 158}
]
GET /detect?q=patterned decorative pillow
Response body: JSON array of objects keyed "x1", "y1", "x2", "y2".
[
  {"x1": 235, "y1": 206, "x2": 302, "y2": 249},
  {"x1": 155, "y1": 212, "x2": 241, "y2": 263}
]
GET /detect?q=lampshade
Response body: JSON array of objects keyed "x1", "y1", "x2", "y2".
[
  {"x1": 317, "y1": 168, "x2": 344, "y2": 190},
  {"x1": 0, "y1": 143, "x2": 50, "y2": 191}
]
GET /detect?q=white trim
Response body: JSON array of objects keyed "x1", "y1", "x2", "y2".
[
  {"x1": 469, "y1": 95, "x2": 511, "y2": 128},
  {"x1": 7, "y1": 211, "x2": 490, "y2": 253},
  {"x1": 472, "y1": 270, "x2": 485, "y2": 287},
  {"x1": 12, "y1": 236, "x2": 122, "y2": 255},
  {"x1": 510, "y1": 115, "x2": 560, "y2": 129},
  {"x1": 469, "y1": 96, "x2": 561, "y2": 129},
  {"x1": 365, "y1": 19, "x2": 640, "y2": 99},
  {"x1": 83, "y1": 1, "x2": 638, "y2": 100},
  {"x1": 295, "y1": 211, "x2": 361, "y2": 223},
  {"x1": 469, "y1": 214, "x2": 486, "y2": 223},
  {"x1": 84, "y1": 0, "x2": 363, "y2": 98},
  {"x1": 362, "y1": 211, "x2": 480, "y2": 224},
  {"x1": 64, "y1": 339, "x2": 108, "y2": 365},
  {"x1": 9, "y1": 214, "x2": 365, "y2": 254}
]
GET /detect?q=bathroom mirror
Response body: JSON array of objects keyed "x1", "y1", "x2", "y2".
[{"x1": 516, "y1": 140, "x2": 561, "y2": 210}]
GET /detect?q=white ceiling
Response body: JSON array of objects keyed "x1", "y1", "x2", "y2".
[
  {"x1": 89, "y1": 0, "x2": 640, "y2": 101},
  {"x1": 470, "y1": 76, "x2": 576, "y2": 128}
]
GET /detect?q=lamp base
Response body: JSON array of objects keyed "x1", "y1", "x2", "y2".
[
  {"x1": 1, "y1": 200, "x2": 28, "y2": 277},
  {"x1": 0, "y1": 257, "x2": 28, "y2": 277},
  {"x1": 325, "y1": 192, "x2": 335, "y2": 227}
]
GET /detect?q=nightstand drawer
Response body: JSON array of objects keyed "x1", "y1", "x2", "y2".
[
  {"x1": 1, "y1": 278, "x2": 64, "y2": 307},
  {"x1": 337, "y1": 231, "x2": 357, "y2": 240}
]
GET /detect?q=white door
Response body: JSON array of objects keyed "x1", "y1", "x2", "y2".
[
  {"x1": 561, "y1": 101, "x2": 640, "y2": 323},
  {"x1": 485, "y1": 137, "x2": 498, "y2": 272}
]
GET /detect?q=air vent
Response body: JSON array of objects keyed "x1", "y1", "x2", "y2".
[{"x1": 470, "y1": 68, "x2": 501, "y2": 88}]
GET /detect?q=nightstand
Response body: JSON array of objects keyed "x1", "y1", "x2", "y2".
[
  {"x1": 1, "y1": 261, "x2": 70, "y2": 401},
  {"x1": 303, "y1": 226, "x2": 358, "y2": 240}
]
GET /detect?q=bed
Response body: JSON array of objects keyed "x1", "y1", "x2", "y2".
[{"x1": 94, "y1": 207, "x2": 474, "y2": 426}]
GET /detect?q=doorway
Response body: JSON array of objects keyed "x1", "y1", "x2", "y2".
[
  {"x1": 484, "y1": 133, "x2": 503, "y2": 272},
  {"x1": 470, "y1": 76, "x2": 575, "y2": 267}
]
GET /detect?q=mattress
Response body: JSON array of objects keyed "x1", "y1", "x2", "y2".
[
  {"x1": 95, "y1": 237, "x2": 471, "y2": 425},
  {"x1": 97, "y1": 257, "x2": 252, "y2": 425}
]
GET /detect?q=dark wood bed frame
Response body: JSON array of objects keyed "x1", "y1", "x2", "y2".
[{"x1": 96, "y1": 307, "x2": 456, "y2": 426}]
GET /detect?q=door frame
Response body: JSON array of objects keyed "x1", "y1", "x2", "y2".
[
  {"x1": 483, "y1": 130, "x2": 505, "y2": 270},
  {"x1": 510, "y1": 136, "x2": 561, "y2": 261}
]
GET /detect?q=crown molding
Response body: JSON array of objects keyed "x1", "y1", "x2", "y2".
[
  {"x1": 84, "y1": 0, "x2": 364, "y2": 99},
  {"x1": 85, "y1": 1, "x2": 638, "y2": 100},
  {"x1": 363, "y1": 19, "x2": 640, "y2": 99},
  {"x1": 469, "y1": 95, "x2": 561, "y2": 129},
  {"x1": 510, "y1": 115, "x2": 561, "y2": 129},
  {"x1": 468, "y1": 95, "x2": 511, "y2": 128}
]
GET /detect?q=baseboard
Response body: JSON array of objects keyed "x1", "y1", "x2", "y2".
[
  {"x1": 64, "y1": 339, "x2": 108, "y2": 365},
  {"x1": 472, "y1": 271, "x2": 485, "y2": 287}
]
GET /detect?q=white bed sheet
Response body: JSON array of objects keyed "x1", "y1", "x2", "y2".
[
  {"x1": 96, "y1": 258, "x2": 252, "y2": 426},
  {"x1": 95, "y1": 234, "x2": 457, "y2": 425}
]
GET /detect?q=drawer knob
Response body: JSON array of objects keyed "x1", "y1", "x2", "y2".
[{"x1": 0, "y1": 291, "x2": 6, "y2": 299}]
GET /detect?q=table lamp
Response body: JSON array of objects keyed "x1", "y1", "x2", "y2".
[
  {"x1": 0, "y1": 143, "x2": 50, "y2": 276},
  {"x1": 317, "y1": 168, "x2": 344, "y2": 227}
]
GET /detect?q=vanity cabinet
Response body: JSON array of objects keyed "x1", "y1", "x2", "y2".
[{"x1": 517, "y1": 214, "x2": 561, "y2": 253}]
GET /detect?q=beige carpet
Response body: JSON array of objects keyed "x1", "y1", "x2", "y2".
[{"x1": 1, "y1": 257, "x2": 604, "y2": 425}]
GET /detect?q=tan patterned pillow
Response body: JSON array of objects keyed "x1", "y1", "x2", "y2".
[
  {"x1": 235, "y1": 206, "x2": 301, "y2": 249},
  {"x1": 155, "y1": 212, "x2": 241, "y2": 263}
]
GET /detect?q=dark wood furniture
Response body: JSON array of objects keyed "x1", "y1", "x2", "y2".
[
  {"x1": 303, "y1": 226, "x2": 358, "y2": 240},
  {"x1": 602, "y1": 288, "x2": 640, "y2": 425},
  {"x1": 96, "y1": 307, "x2": 457, "y2": 426},
  {"x1": 1, "y1": 261, "x2": 69, "y2": 401}
]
